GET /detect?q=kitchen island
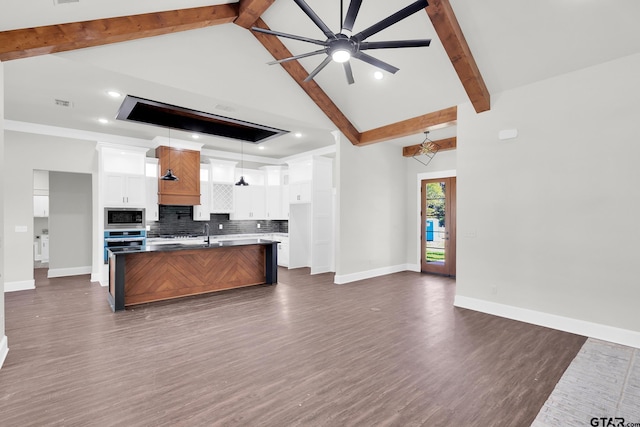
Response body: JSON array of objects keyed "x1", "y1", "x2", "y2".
[{"x1": 107, "y1": 239, "x2": 278, "y2": 312}]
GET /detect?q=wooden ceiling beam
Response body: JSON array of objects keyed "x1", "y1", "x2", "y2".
[
  {"x1": 426, "y1": 0, "x2": 490, "y2": 113},
  {"x1": 357, "y1": 106, "x2": 457, "y2": 146},
  {"x1": 234, "y1": 0, "x2": 276, "y2": 29},
  {"x1": 403, "y1": 136, "x2": 456, "y2": 157},
  {"x1": 0, "y1": 4, "x2": 238, "y2": 62},
  {"x1": 251, "y1": 18, "x2": 361, "y2": 146}
]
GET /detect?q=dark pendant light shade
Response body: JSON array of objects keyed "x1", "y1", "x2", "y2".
[
  {"x1": 235, "y1": 140, "x2": 249, "y2": 186},
  {"x1": 161, "y1": 128, "x2": 179, "y2": 181},
  {"x1": 235, "y1": 176, "x2": 249, "y2": 186},
  {"x1": 161, "y1": 169, "x2": 179, "y2": 181}
]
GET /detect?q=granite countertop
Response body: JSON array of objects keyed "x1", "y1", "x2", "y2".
[
  {"x1": 146, "y1": 233, "x2": 288, "y2": 245},
  {"x1": 109, "y1": 238, "x2": 280, "y2": 255}
]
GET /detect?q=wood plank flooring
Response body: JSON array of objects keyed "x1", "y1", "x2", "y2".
[{"x1": 0, "y1": 268, "x2": 586, "y2": 426}]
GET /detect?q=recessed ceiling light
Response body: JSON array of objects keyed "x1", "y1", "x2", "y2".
[
  {"x1": 258, "y1": 146, "x2": 265, "y2": 150},
  {"x1": 98, "y1": 118, "x2": 109, "y2": 124},
  {"x1": 107, "y1": 90, "x2": 122, "y2": 98},
  {"x1": 374, "y1": 71, "x2": 384, "y2": 80},
  {"x1": 294, "y1": 132, "x2": 302, "y2": 138},
  {"x1": 191, "y1": 134, "x2": 200, "y2": 139}
]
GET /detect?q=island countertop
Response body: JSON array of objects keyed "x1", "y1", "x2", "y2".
[
  {"x1": 108, "y1": 238, "x2": 280, "y2": 255},
  {"x1": 107, "y1": 239, "x2": 278, "y2": 311}
]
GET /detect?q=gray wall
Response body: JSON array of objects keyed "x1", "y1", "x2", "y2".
[
  {"x1": 456, "y1": 52, "x2": 640, "y2": 333},
  {"x1": 3, "y1": 131, "x2": 98, "y2": 284},
  {"x1": 336, "y1": 136, "x2": 407, "y2": 277},
  {"x1": 1, "y1": 62, "x2": 6, "y2": 356},
  {"x1": 49, "y1": 172, "x2": 92, "y2": 271}
]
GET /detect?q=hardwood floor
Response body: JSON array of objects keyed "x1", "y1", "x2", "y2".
[{"x1": 1, "y1": 268, "x2": 586, "y2": 426}]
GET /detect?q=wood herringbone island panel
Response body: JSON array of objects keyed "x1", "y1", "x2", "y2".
[{"x1": 124, "y1": 245, "x2": 266, "y2": 306}]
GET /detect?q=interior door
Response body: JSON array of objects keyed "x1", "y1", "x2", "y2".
[{"x1": 421, "y1": 177, "x2": 456, "y2": 276}]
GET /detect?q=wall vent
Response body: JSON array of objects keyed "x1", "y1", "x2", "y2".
[
  {"x1": 53, "y1": 0, "x2": 80, "y2": 5},
  {"x1": 54, "y1": 99, "x2": 73, "y2": 108}
]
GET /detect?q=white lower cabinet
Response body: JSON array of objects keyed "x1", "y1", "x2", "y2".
[
  {"x1": 277, "y1": 236, "x2": 289, "y2": 267},
  {"x1": 40, "y1": 235, "x2": 49, "y2": 262}
]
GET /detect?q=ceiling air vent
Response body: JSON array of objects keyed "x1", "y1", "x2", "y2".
[
  {"x1": 53, "y1": 0, "x2": 80, "y2": 5},
  {"x1": 54, "y1": 99, "x2": 73, "y2": 108},
  {"x1": 215, "y1": 104, "x2": 236, "y2": 113}
]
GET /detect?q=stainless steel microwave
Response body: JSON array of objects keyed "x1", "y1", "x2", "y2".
[{"x1": 105, "y1": 207, "x2": 145, "y2": 229}]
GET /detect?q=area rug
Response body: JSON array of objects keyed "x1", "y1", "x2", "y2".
[{"x1": 532, "y1": 338, "x2": 640, "y2": 426}]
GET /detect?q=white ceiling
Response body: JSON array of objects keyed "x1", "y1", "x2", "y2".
[{"x1": 3, "y1": 0, "x2": 640, "y2": 161}]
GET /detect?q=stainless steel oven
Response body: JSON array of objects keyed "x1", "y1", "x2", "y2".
[
  {"x1": 104, "y1": 229, "x2": 147, "y2": 262},
  {"x1": 105, "y1": 207, "x2": 145, "y2": 229}
]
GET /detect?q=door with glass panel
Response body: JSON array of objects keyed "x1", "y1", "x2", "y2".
[{"x1": 421, "y1": 177, "x2": 456, "y2": 276}]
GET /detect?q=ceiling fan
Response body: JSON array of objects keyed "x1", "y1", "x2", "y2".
[{"x1": 252, "y1": 0, "x2": 431, "y2": 85}]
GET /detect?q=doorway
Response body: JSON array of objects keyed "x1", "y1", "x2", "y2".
[{"x1": 421, "y1": 177, "x2": 456, "y2": 276}]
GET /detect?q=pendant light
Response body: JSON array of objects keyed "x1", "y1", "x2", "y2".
[
  {"x1": 412, "y1": 131, "x2": 440, "y2": 167},
  {"x1": 161, "y1": 128, "x2": 179, "y2": 181},
  {"x1": 235, "y1": 140, "x2": 249, "y2": 186}
]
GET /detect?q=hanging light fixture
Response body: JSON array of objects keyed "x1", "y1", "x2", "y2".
[
  {"x1": 235, "y1": 140, "x2": 249, "y2": 186},
  {"x1": 161, "y1": 128, "x2": 179, "y2": 181},
  {"x1": 412, "y1": 131, "x2": 440, "y2": 167}
]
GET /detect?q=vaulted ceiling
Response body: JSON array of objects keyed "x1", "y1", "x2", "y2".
[{"x1": 2, "y1": 0, "x2": 640, "y2": 159}]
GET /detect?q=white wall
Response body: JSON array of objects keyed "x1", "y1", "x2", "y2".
[
  {"x1": 1, "y1": 61, "x2": 8, "y2": 368},
  {"x1": 335, "y1": 135, "x2": 408, "y2": 282},
  {"x1": 4, "y1": 131, "x2": 99, "y2": 287},
  {"x1": 49, "y1": 172, "x2": 92, "y2": 276},
  {"x1": 404, "y1": 150, "x2": 457, "y2": 269},
  {"x1": 456, "y1": 53, "x2": 640, "y2": 342}
]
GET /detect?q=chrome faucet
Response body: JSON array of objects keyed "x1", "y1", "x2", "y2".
[{"x1": 204, "y1": 223, "x2": 210, "y2": 245}]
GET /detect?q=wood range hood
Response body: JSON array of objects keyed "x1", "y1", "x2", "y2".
[{"x1": 156, "y1": 145, "x2": 201, "y2": 206}]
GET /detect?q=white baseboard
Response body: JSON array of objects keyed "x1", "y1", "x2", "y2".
[
  {"x1": 0, "y1": 335, "x2": 8, "y2": 370},
  {"x1": 48, "y1": 266, "x2": 92, "y2": 278},
  {"x1": 454, "y1": 295, "x2": 640, "y2": 349},
  {"x1": 91, "y1": 273, "x2": 108, "y2": 287},
  {"x1": 405, "y1": 263, "x2": 420, "y2": 273},
  {"x1": 334, "y1": 264, "x2": 416, "y2": 285},
  {"x1": 5, "y1": 280, "x2": 35, "y2": 292}
]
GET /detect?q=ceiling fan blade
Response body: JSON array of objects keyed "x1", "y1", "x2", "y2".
[
  {"x1": 293, "y1": 0, "x2": 337, "y2": 39},
  {"x1": 359, "y1": 39, "x2": 431, "y2": 50},
  {"x1": 353, "y1": 0, "x2": 428, "y2": 42},
  {"x1": 343, "y1": 61, "x2": 355, "y2": 85},
  {"x1": 353, "y1": 51, "x2": 399, "y2": 74},
  {"x1": 251, "y1": 27, "x2": 328, "y2": 47},
  {"x1": 342, "y1": 0, "x2": 363, "y2": 32},
  {"x1": 304, "y1": 56, "x2": 333, "y2": 82},
  {"x1": 268, "y1": 49, "x2": 328, "y2": 65}
]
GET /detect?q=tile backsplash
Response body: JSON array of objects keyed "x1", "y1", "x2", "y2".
[{"x1": 147, "y1": 205, "x2": 288, "y2": 237}]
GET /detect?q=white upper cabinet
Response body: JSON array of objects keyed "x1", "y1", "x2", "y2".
[
  {"x1": 33, "y1": 170, "x2": 49, "y2": 217},
  {"x1": 33, "y1": 195, "x2": 49, "y2": 217},
  {"x1": 288, "y1": 159, "x2": 312, "y2": 204},
  {"x1": 145, "y1": 158, "x2": 159, "y2": 222},
  {"x1": 104, "y1": 174, "x2": 146, "y2": 207},
  {"x1": 231, "y1": 185, "x2": 265, "y2": 220},
  {"x1": 261, "y1": 166, "x2": 287, "y2": 220},
  {"x1": 99, "y1": 144, "x2": 148, "y2": 208},
  {"x1": 210, "y1": 159, "x2": 237, "y2": 214},
  {"x1": 193, "y1": 164, "x2": 211, "y2": 221}
]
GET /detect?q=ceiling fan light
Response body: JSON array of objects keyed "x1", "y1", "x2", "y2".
[{"x1": 331, "y1": 49, "x2": 351, "y2": 63}]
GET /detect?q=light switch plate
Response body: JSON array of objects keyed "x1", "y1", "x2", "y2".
[{"x1": 15, "y1": 225, "x2": 28, "y2": 233}]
